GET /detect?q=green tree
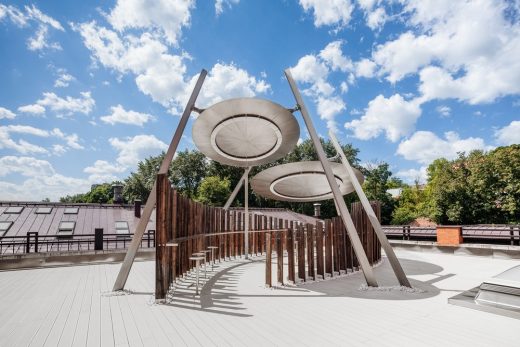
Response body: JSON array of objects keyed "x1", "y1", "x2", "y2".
[
  {"x1": 391, "y1": 183, "x2": 431, "y2": 224},
  {"x1": 362, "y1": 162, "x2": 396, "y2": 224},
  {"x1": 169, "y1": 150, "x2": 208, "y2": 199},
  {"x1": 123, "y1": 154, "x2": 164, "y2": 203},
  {"x1": 196, "y1": 176, "x2": 231, "y2": 206}
]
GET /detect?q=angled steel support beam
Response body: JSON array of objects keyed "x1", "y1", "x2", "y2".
[
  {"x1": 113, "y1": 69, "x2": 208, "y2": 291},
  {"x1": 329, "y1": 131, "x2": 412, "y2": 288},
  {"x1": 223, "y1": 167, "x2": 251, "y2": 210},
  {"x1": 285, "y1": 69, "x2": 378, "y2": 287}
]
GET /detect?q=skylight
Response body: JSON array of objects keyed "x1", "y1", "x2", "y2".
[
  {"x1": 0, "y1": 221, "x2": 13, "y2": 237},
  {"x1": 57, "y1": 221, "x2": 75, "y2": 237},
  {"x1": 35, "y1": 207, "x2": 52, "y2": 214},
  {"x1": 115, "y1": 221, "x2": 129, "y2": 237},
  {"x1": 4, "y1": 206, "x2": 24, "y2": 214},
  {"x1": 64, "y1": 207, "x2": 79, "y2": 214}
]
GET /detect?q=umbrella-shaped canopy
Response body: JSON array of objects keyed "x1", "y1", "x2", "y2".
[
  {"x1": 251, "y1": 161, "x2": 364, "y2": 202},
  {"x1": 192, "y1": 98, "x2": 299, "y2": 167}
]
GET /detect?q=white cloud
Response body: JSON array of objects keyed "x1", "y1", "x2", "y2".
[
  {"x1": 0, "y1": 107, "x2": 16, "y2": 119},
  {"x1": 354, "y1": 58, "x2": 376, "y2": 78},
  {"x1": 83, "y1": 159, "x2": 126, "y2": 183},
  {"x1": 371, "y1": 0, "x2": 520, "y2": 105},
  {"x1": 345, "y1": 94, "x2": 421, "y2": 142},
  {"x1": 101, "y1": 104, "x2": 155, "y2": 126},
  {"x1": 495, "y1": 121, "x2": 520, "y2": 145},
  {"x1": 75, "y1": 21, "x2": 269, "y2": 112},
  {"x1": 396, "y1": 166, "x2": 428, "y2": 184},
  {"x1": 0, "y1": 4, "x2": 64, "y2": 52},
  {"x1": 109, "y1": 134, "x2": 168, "y2": 167},
  {"x1": 290, "y1": 41, "x2": 353, "y2": 131},
  {"x1": 215, "y1": 0, "x2": 240, "y2": 16},
  {"x1": 17, "y1": 104, "x2": 45, "y2": 115},
  {"x1": 366, "y1": 7, "x2": 387, "y2": 30},
  {"x1": 0, "y1": 127, "x2": 48, "y2": 155},
  {"x1": 52, "y1": 144, "x2": 66, "y2": 156},
  {"x1": 54, "y1": 72, "x2": 75, "y2": 88},
  {"x1": 107, "y1": 0, "x2": 194, "y2": 46},
  {"x1": 0, "y1": 156, "x2": 55, "y2": 177},
  {"x1": 397, "y1": 130, "x2": 491, "y2": 164},
  {"x1": 185, "y1": 63, "x2": 271, "y2": 111},
  {"x1": 24, "y1": 91, "x2": 95, "y2": 116},
  {"x1": 436, "y1": 105, "x2": 451, "y2": 117},
  {"x1": 0, "y1": 124, "x2": 83, "y2": 155},
  {"x1": 318, "y1": 41, "x2": 352, "y2": 72},
  {"x1": 299, "y1": 0, "x2": 354, "y2": 28}
]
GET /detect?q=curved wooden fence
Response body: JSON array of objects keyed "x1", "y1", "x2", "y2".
[{"x1": 156, "y1": 173, "x2": 382, "y2": 299}]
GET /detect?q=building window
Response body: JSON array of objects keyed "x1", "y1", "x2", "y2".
[
  {"x1": 35, "y1": 207, "x2": 52, "y2": 214},
  {"x1": 115, "y1": 221, "x2": 129, "y2": 237},
  {"x1": 64, "y1": 207, "x2": 79, "y2": 214},
  {"x1": 4, "y1": 206, "x2": 24, "y2": 214},
  {"x1": 57, "y1": 221, "x2": 75, "y2": 238},
  {"x1": 0, "y1": 221, "x2": 13, "y2": 237}
]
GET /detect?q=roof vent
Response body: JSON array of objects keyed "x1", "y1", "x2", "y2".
[{"x1": 112, "y1": 184, "x2": 124, "y2": 204}]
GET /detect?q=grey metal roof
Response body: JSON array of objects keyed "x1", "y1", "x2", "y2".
[{"x1": 0, "y1": 201, "x2": 155, "y2": 237}]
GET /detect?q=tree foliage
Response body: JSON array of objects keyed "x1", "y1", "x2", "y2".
[
  {"x1": 361, "y1": 162, "x2": 397, "y2": 224},
  {"x1": 196, "y1": 176, "x2": 231, "y2": 206},
  {"x1": 60, "y1": 183, "x2": 116, "y2": 203}
]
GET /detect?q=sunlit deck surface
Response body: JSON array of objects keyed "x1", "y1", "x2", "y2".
[{"x1": 0, "y1": 249, "x2": 518, "y2": 346}]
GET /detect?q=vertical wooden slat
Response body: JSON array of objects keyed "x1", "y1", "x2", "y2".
[
  {"x1": 297, "y1": 223, "x2": 306, "y2": 281},
  {"x1": 316, "y1": 221, "x2": 324, "y2": 279},
  {"x1": 287, "y1": 221, "x2": 295, "y2": 283},
  {"x1": 325, "y1": 219, "x2": 333, "y2": 277},
  {"x1": 155, "y1": 174, "x2": 168, "y2": 299},
  {"x1": 276, "y1": 229, "x2": 284, "y2": 285},
  {"x1": 265, "y1": 232, "x2": 272, "y2": 287},
  {"x1": 307, "y1": 223, "x2": 315, "y2": 281}
]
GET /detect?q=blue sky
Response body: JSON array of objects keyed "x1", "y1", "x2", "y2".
[{"x1": 0, "y1": 0, "x2": 519, "y2": 201}]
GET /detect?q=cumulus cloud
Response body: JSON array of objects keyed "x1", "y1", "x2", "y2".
[
  {"x1": 0, "y1": 106, "x2": 16, "y2": 119},
  {"x1": 21, "y1": 91, "x2": 95, "y2": 116},
  {"x1": 0, "y1": 4, "x2": 64, "y2": 51},
  {"x1": 101, "y1": 104, "x2": 155, "y2": 126},
  {"x1": 109, "y1": 134, "x2": 168, "y2": 167},
  {"x1": 396, "y1": 131, "x2": 491, "y2": 165},
  {"x1": 215, "y1": 0, "x2": 240, "y2": 16},
  {"x1": 83, "y1": 159, "x2": 127, "y2": 183},
  {"x1": 371, "y1": 0, "x2": 520, "y2": 105},
  {"x1": 54, "y1": 72, "x2": 75, "y2": 88},
  {"x1": 396, "y1": 166, "x2": 428, "y2": 184},
  {"x1": 354, "y1": 58, "x2": 376, "y2": 78},
  {"x1": 184, "y1": 63, "x2": 271, "y2": 111},
  {"x1": 345, "y1": 94, "x2": 421, "y2": 142},
  {"x1": 290, "y1": 41, "x2": 354, "y2": 131},
  {"x1": 107, "y1": 0, "x2": 194, "y2": 46},
  {"x1": 299, "y1": 0, "x2": 354, "y2": 28},
  {"x1": 0, "y1": 156, "x2": 55, "y2": 177},
  {"x1": 495, "y1": 121, "x2": 520, "y2": 145},
  {"x1": 17, "y1": 104, "x2": 45, "y2": 115},
  {"x1": 436, "y1": 105, "x2": 451, "y2": 118},
  {"x1": 0, "y1": 124, "x2": 83, "y2": 155}
]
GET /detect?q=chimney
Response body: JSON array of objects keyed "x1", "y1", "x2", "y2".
[
  {"x1": 313, "y1": 203, "x2": 321, "y2": 218},
  {"x1": 134, "y1": 199, "x2": 142, "y2": 218},
  {"x1": 112, "y1": 184, "x2": 123, "y2": 204}
]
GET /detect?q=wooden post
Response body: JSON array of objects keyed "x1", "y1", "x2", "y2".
[
  {"x1": 266, "y1": 232, "x2": 272, "y2": 287},
  {"x1": 316, "y1": 222, "x2": 324, "y2": 279},
  {"x1": 297, "y1": 224, "x2": 306, "y2": 281},
  {"x1": 287, "y1": 221, "x2": 295, "y2": 283},
  {"x1": 325, "y1": 219, "x2": 333, "y2": 277},
  {"x1": 155, "y1": 174, "x2": 168, "y2": 300},
  {"x1": 277, "y1": 230, "x2": 284, "y2": 285},
  {"x1": 307, "y1": 224, "x2": 315, "y2": 280}
]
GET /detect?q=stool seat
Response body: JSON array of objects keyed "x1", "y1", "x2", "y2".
[
  {"x1": 165, "y1": 242, "x2": 178, "y2": 247},
  {"x1": 208, "y1": 246, "x2": 218, "y2": 249},
  {"x1": 190, "y1": 256, "x2": 205, "y2": 261}
]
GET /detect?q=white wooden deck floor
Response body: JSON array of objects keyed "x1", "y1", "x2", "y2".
[{"x1": 0, "y1": 249, "x2": 518, "y2": 346}]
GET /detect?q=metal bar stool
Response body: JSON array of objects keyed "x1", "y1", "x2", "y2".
[
  {"x1": 208, "y1": 246, "x2": 218, "y2": 270},
  {"x1": 192, "y1": 252, "x2": 207, "y2": 278},
  {"x1": 189, "y1": 255, "x2": 205, "y2": 295}
]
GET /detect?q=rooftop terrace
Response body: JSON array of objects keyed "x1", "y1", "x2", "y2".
[{"x1": 0, "y1": 249, "x2": 517, "y2": 346}]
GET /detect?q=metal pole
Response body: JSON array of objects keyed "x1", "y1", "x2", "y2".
[
  {"x1": 329, "y1": 131, "x2": 411, "y2": 287},
  {"x1": 244, "y1": 167, "x2": 249, "y2": 259},
  {"x1": 223, "y1": 167, "x2": 251, "y2": 210},
  {"x1": 284, "y1": 69, "x2": 378, "y2": 287},
  {"x1": 113, "y1": 69, "x2": 208, "y2": 291}
]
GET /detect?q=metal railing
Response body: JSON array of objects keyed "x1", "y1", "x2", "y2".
[
  {"x1": 0, "y1": 230, "x2": 155, "y2": 255},
  {"x1": 382, "y1": 225, "x2": 520, "y2": 245}
]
